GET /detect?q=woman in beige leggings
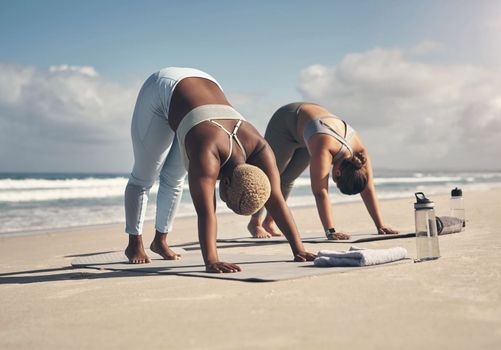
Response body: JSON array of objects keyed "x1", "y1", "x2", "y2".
[{"x1": 247, "y1": 102, "x2": 399, "y2": 239}]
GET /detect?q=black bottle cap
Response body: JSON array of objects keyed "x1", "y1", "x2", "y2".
[
  {"x1": 451, "y1": 187, "x2": 462, "y2": 197},
  {"x1": 414, "y1": 192, "x2": 434, "y2": 209}
]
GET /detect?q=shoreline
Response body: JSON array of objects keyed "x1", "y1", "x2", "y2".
[
  {"x1": 1, "y1": 185, "x2": 495, "y2": 239},
  {"x1": 0, "y1": 195, "x2": 366, "y2": 238}
]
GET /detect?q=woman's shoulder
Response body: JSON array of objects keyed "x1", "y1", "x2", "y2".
[
  {"x1": 185, "y1": 124, "x2": 219, "y2": 154},
  {"x1": 238, "y1": 121, "x2": 268, "y2": 151},
  {"x1": 307, "y1": 133, "x2": 339, "y2": 156}
]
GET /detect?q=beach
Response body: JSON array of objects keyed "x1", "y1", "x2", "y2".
[{"x1": 1, "y1": 188, "x2": 500, "y2": 350}]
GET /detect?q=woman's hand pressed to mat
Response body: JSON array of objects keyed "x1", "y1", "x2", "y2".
[
  {"x1": 294, "y1": 251, "x2": 317, "y2": 262},
  {"x1": 377, "y1": 226, "x2": 400, "y2": 235},
  {"x1": 206, "y1": 261, "x2": 242, "y2": 273},
  {"x1": 327, "y1": 231, "x2": 351, "y2": 240}
]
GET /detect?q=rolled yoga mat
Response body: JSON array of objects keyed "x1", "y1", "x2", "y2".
[{"x1": 436, "y1": 216, "x2": 464, "y2": 235}]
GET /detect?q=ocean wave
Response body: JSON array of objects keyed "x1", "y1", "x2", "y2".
[
  {"x1": 0, "y1": 177, "x2": 185, "y2": 202},
  {"x1": 373, "y1": 176, "x2": 465, "y2": 185},
  {"x1": 0, "y1": 187, "x2": 130, "y2": 202},
  {"x1": 2, "y1": 180, "x2": 501, "y2": 235},
  {"x1": 0, "y1": 177, "x2": 129, "y2": 190},
  {"x1": 267, "y1": 175, "x2": 478, "y2": 187},
  {"x1": 1, "y1": 173, "x2": 500, "y2": 203}
]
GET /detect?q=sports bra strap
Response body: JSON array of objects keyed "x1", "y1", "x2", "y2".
[
  {"x1": 318, "y1": 119, "x2": 353, "y2": 163},
  {"x1": 209, "y1": 119, "x2": 247, "y2": 168}
]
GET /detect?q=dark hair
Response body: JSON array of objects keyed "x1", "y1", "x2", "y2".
[{"x1": 334, "y1": 151, "x2": 368, "y2": 195}]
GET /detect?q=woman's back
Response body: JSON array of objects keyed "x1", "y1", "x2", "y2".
[
  {"x1": 296, "y1": 103, "x2": 348, "y2": 146},
  {"x1": 168, "y1": 77, "x2": 231, "y2": 130}
]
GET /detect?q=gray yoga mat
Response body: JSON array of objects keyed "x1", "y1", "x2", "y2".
[
  {"x1": 71, "y1": 249, "x2": 410, "y2": 282},
  {"x1": 215, "y1": 232, "x2": 416, "y2": 245},
  {"x1": 305, "y1": 232, "x2": 416, "y2": 243}
]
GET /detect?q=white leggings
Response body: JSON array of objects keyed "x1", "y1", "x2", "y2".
[{"x1": 124, "y1": 73, "x2": 187, "y2": 235}]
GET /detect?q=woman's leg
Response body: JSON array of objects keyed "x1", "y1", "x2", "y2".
[
  {"x1": 262, "y1": 147, "x2": 310, "y2": 235},
  {"x1": 277, "y1": 147, "x2": 310, "y2": 201},
  {"x1": 124, "y1": 75, "x2": 177, "y2": 263},
  {"x1": 150, "y1": 139, "x2": 187, "y2": 259},
  {"x1": 248, "y1": 114, "x2": 298, "y2": 237}
]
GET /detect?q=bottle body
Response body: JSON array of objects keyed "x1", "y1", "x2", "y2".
[
  {"x1": 415, "y1": 208, "x2": 440, "y2": 262},
  {"x1": 450, "y1": 196, "x2": 465, "y2": 229}
]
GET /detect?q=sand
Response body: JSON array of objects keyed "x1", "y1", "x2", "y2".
[{"x1": 1, "y1": 188, "x2": 501, "y2": 349}]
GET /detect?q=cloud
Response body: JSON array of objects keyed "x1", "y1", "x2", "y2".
[
  {"x1": 0, "y1": 62, "x2": 140, "y2": 172},
  {"x1": 2, "y1": 52, "x2": 500, "y2": 173},
  {"x1": 297, "y1": 43, "x2": 501, "y2": 170},
  {"x1": 408, "y1": 41, "x2": 443, "y2": 55},
  {"x1": 0, "y1": 63, "x2": 279, "y2": 172},
  {"x1": 48, "y1": 64, "x2": 99, "y2": 77}
]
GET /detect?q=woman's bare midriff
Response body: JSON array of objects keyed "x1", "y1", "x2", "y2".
[{"x1": 168, "y1": 77, "x2": 232, "y2": 131}]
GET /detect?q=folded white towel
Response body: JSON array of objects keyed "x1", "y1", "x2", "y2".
[{"x1": 314, "y1": 246, "x2": 408, "y2": 267}]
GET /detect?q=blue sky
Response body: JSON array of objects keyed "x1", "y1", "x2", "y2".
[
  {"x1": 2, "y1": 1, "x2": 497, "y2": 89},
  {"x1": 1, "y1": 0, "x2": 500, "y2": 172}
]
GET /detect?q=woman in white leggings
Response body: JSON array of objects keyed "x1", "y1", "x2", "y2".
[{"x1": 124, "y1": 67, "x2": 316, "y2": 273}]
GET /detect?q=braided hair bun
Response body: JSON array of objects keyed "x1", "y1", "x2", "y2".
[{"x1": 348, "y1": 151, "x2": 366, "y2": 170}]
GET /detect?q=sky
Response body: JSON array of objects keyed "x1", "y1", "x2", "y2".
[{"x1": 1, "y1": 0, "x2": 500, "y2": 173}]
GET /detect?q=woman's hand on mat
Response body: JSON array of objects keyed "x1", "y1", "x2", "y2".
[
  {"x1": 327, "y1": 232, "x2": 351, "y2": 240},
  {"x1": 377, "y1": 226, "x2": 400, "y2": 235},
  {"x1": 206, "y1": 261, "x2": 242, "y2": 273},
  {"x1": 294, "y1": 251, "x2": 317, "y2": 262}
]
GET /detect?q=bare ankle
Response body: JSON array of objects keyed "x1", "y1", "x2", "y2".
[
  {"x1": 263, "y1": 216, "x2": 275, "y2": 226},
  {"x1": 154, "y1": 230, "x2": 168, "y2": 241},
  {"x1": 128, "y1": 234, "x2": 143, "y2": 245},
  {"x1": 248, "y1": 220, "x2": 263, "y2": 229},
  {"x1": 149, "y1": 234, "x2": 180, "y2": 260}
]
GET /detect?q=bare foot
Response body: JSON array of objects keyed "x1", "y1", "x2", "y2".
[
  {"x1": 247, "y1": 222, "x2": 271, "y2": 238},
  {"x1": 150, "y1": 231, "x2": 181, "y2": 260},
  {"x1": 125, "y1": 235, "x2": 151, "y2": 264},
  {"x1": 262, "y1": 219, "x2": 282, "y2": 237}
]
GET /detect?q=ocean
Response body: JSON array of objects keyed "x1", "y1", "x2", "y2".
[{"x1": 1, "y1": 170, "x2": 501, "y2": 236}]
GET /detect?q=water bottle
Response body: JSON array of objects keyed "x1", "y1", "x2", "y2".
[
  {"x1": 450, "y1": 187, "x2": 465, "y2": 229},
  {"x1": 414, "y1": 192, "x2": 440, "y2": 262}
]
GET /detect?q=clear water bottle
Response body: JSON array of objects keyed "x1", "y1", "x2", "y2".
[
  {"x1": 450, "y1": 187, "x2": 465, "y2": 229},
  {"x1": 414, "y1": 192, "x2": 440, "y2": 262}
]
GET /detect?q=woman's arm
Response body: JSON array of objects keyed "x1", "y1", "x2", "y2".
[
  {"x1": 309, "y1": 137, "x2": 350, "y2": 239},
  {"x1": 360, "y1": 153, "x2": 399, "y2": 234},
  {"x1": 248, "y1": 142, "x2": 315, "y2": 261},
  {"x1": 309, "y1": 147, "x2": 335, "y2": 230},
  {"x1": 188, "y1": 152, "x2": 241, "y2": 272}
]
